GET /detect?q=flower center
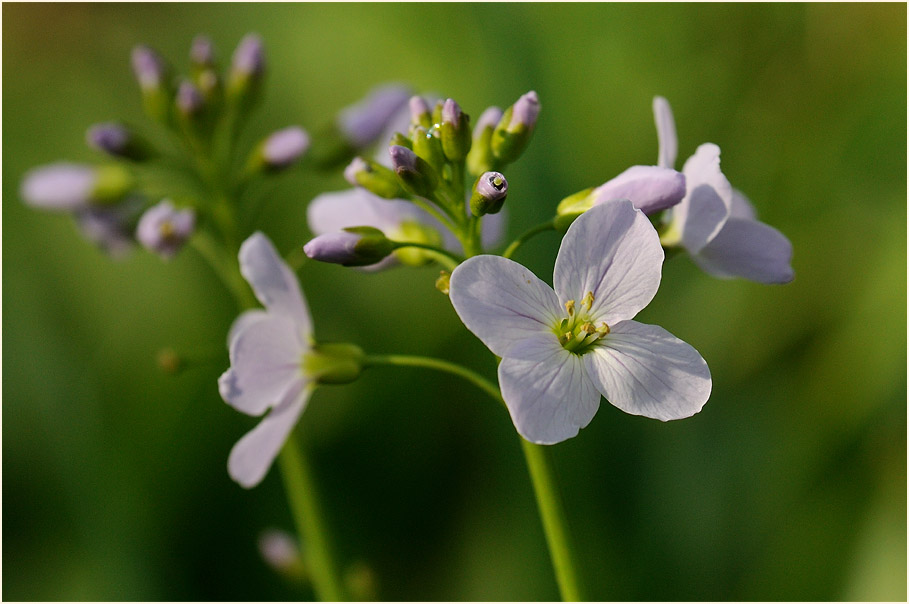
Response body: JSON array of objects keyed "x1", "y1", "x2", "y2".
[{"x1": 553, "y1": 291, "x2": 610, "y2": 355}]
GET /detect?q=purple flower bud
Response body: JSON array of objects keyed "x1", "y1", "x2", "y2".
[
  {"x1": 190, "y1": 35, "x2": 216, "y2": 67},
  {"x1": 473, "y1": 106, "x2": 503, "y2": 137},
  {"x1": 131, "y1": 45, "x2": 166, "y2": 89},
  {"x1": 338, "y1": 84, "x2": 412, "y2": 148},
  {"x1": 389, "y1": 144, "x2": 418, "y2": 174},
  {"x1": 230, "y1": 34, "x2": 265, "y2": 78},
  {"x1": 263, "y1": 126, "x2": 310, "y2": 168},
  {"x1": 136, "y1": 200, "x2": 195, "y2": 259},
  {"x1": 409, "y1": 95, "x2": 432, "y2": 126},
  {"x1": 86, "y1": 123, "x2": 129, "y2": 156},
  {"x1": 344, "y1": 157, "x2": 370, "y2": 187},
  {"x1": 303, "y1": 227, "x2": 395, "y2": 267},
  {"x1": 442, "y1": 98, "x2": 462, "y2": 126},
  {"x1": 20, "y1": 163, "x2": 97, "y2": 210},
  {"x1": 470, "y1": 171, "x2": 508, "y2": 216},
  {"x1": 176, "y1": 80, "x2": 204, "y2": 116},
  {"x1": 509, "y1": 91, "x2": 541, "y2": 131}
]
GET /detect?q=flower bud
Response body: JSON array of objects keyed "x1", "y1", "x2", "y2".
[
  {"x1": 226, "y1": 34, "x2": 265, "y2": 110},
  {"x1": 262, "y1": 126, "x2": 310, "y2": 170},
  {"x1": 131, "y1": 45, "x2": 172, "y2": 124},
  {"x1": 86, "y1": 122, "x2": 153, "y2": 161},
  {"x1": 411, "y1": 126, "x2": 446, "y2": 174},
  {"x1": 466, "y1": 106, "x2": 503, "y2": 176},
  {"x1": 21, "y1": 163, "x2": 134, "y2": 211},
  {"x1": 491, "y1": 91, "x2": 540, "y2": 164},
  {"x1": 389, "y1": 145, "x2": 438, "y2": 198},
  {"x1": 303, "y1": 226, "x2": 396, "y2": 267},
  {"x1": 344, "y1": 157, "x2": 403, "y2": 199},
  {"x1": 136, "y1": 199, "x2": 196, "y2": 259},
  {"x1": 440, "y1": 98, "x2": 472, "y2": 161},
  {"x1": 337, "y1": 84, "x2": 412, "y2": 148},
  {"x1": 409, "y1": 95, "x2": 432, "y2": 129},
  {"x1": 176, "y1": 80, "x2": 205, "y2": 118},
  {"x1": 190, "y1": 35, "x2": 217, "y2": 71},
  {"x1": 469, "y1": 171, "x2": 508, "y2": 216},
  {"x1": 303, "y1": 342, "x2": 364, "y2": 384}
]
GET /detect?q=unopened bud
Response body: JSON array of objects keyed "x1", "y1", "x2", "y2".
[
  {"x1": 176, "y1": 80, "x2": 205, "y2": 118},
  {"x1": 131, "y1": 45, "x2": 172, "y2": 124},
  {"x1": 469, "y1": 171, "x2": 508, "y2": 216},
  {"x1": 86, "y1": 122, "x2": 153, "y2": 161},
  {"x1": 491, "y1": 91, "x2": 540, "y2": 164},
  {"x1": 411, "y1": 126, "x2": 446, "y2": 174},
  {"x1": 344, "y1": 157, "x2": 403, "y2": 199},
  {"x1": 440, "y1": 98, "x2": 471, "y2": 161},
  {"x1": 260, "y1": 126, "x2": 310, "y2": 170},
  {"x1": 409, "y1": 95, "x2": 432, "y2": 129},
  {"x1": 190, "y1": 35, "x2": 217, "y2": 70},
  {"x1": 466, "y1": 106, "x2": 503, "y2": 176},
  {"x1": 389, "y1": 145, "x2": 438, "y2": 197},
  {"x1": 303, "y1": 226, "x2": 396, "y2": 267},
  {"x1": 226, "y1": 34, "x2": 265, "y2": 110},
  {"x1": 136, "y1": 199, "x2": 196, "y2": 260}
]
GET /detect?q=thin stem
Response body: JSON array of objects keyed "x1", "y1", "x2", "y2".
[
  {"x1": 391, "y1": 242, "x2": 462, "y2": 271},
  {"x1": 189, "y1": 230, "x2": 257, "y2": 310},
  {"x1": 502, "y1": 220, "x2": 556, "y2": 259},
  {"x1": 363, "y1": 353, "x2": 585, "y2": 601},
  {"x1": 279, "y1": 433, "x2": 349, "y2": 602}
]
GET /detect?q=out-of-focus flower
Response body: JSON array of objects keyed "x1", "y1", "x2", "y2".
[
  {"x1": 337, "y1": 84, "x2": 412, "y2": 149},
  {"x1": 136, "y1": 199, "x2": 195, "y2": 259},
  {"x1": 449, "y1": 200, "x2": 711, "y2": 444},
  {"x1": 20, "y1": 163, "x2": 132, "y2": 210}
]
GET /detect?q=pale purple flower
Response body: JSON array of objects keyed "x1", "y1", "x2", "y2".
[
  {"x1": 218, "y1": 232, "x2": 315, "y2": 488},
  {"x1": 590, "y1": 165, "x2": 686, "y2": 215},
  {"x1": 131, "y1": 45, "x2": 166, "y2": 90},
  {"x1": 337, "y1": 84, "x2": 412, "y2": 149},
  {"x1": 75, "y1": 197, "x2": 144, "y2": 258},
  {"x1": 136, "y1": 200, "x2": 195, "y2": 259},
  {"x1": 263, "y1": 126, "x2": 310, "y2": 168},
  {"x1": 449, "y1": 200, "x2": 711, "y2": 444},
  {"x1": 20, "y1": 163, "x2": 98, "y2": 210},
  {"x1": 654, "y1": 97, "x2": 794, "y2": 284},
  {"x1": 230, "y1": 34, "x2": 265, "y2": 78}
]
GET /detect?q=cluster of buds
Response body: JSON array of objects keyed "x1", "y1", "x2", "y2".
[{"x1": 21, "y1": 34, "x2": 310, "y2": 260}]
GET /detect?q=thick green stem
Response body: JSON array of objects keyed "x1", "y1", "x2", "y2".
[
  {"x1": 279, "y1": 434, "x2": 349, "y2": 602},
  {"x1": 391, "y1": 242, "x2": 462, "y2": 271},
  {"x1": 502, "y1": 220, "x2": 556, "y2": 259},
  {"x1": 363, "y1": 353, "x2": 585, "y2": 601}
]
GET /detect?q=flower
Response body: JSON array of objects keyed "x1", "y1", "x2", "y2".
[
  {"x1": 449, "y1": 200, "x2": 711, "y2": 444},
  {"x1": 654, "y1": 97, "x2": 794, "y2": 284},
  {"x1": 20, "y1": 163, "x2": 101, "y2": 210},
  {"x1": 219, "y1": 233, "x2": 362, "y2": 488},
  {"x1": 336, "y1": 84, "x2": 413, "y2": 149},
  {"x1": 136, "y1": 199, "x2": 196, "y2": 259}
]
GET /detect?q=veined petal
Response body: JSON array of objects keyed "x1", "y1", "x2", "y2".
[
  {"x1": 228, "y1": 381, "x2": 311, "y2": 488},
  {"x1": 584, "y1": 320, "x2": 711, "y2": 421},
  {"x1": 675, "y1": 143, "x2": 733, "y2": 253},
  {"x1": 239, "y1": 232, "x2": 313, "y2": 334},
  {"x1": 592, "y1": 165, "x2": 686, "y2": 214},
  {"x1": 653, "y1": 96, "x2": 678, "y2": 170},
  {"x1": 498, "y1": 333, "x2": 601, "y2": 444},
  {"x1": 449, "y1": 255, "x2": 561, "y2": 358},
  {"x1": 553, "y1": 200, "x2": 664, "y2": 326},
  {"x1": 692, "y1": 217, "x2": 795, "y2": 284},
  {"x1": 219, "y1": 313, "x2": 307, "y2": 416}
]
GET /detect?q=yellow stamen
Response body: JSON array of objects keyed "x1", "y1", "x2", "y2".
[
  {"x1": 565, "y1": 299, "x2": 575, "y2": 316},
  {"x1": 581, "y1": 291, "x2": 595, "y2": 311}
]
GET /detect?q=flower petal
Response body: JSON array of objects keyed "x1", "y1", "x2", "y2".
[
  {"x1": 226, "y1": 309, "x2": 269, "y2": 348},
  {"x1": 498, "y1": 334, "x2": 601, "y2": 444},
  {"x1": 592, "y1": 165, "x2": 686, "y2": 215},
  {"x1": 653, "y1": 96, "x2": 677, "y2": 170},
  {"x1": 675, "y1": 143, "x2": 733, "y2": 253},
  {"x1": 239, "y1": 232, "x2": 313, "y2": 333},
  {"x1": 228, "y1": 381, "x2": 311, "y2": 488},
  {"x1": 692, "y1": 217, "x2": 795, "y2": 284},
  {"x1": 584, "y1": 320, "x2": 711, "y2": 421},
  {"x1": 553, "y1": 199, "x2": 664, "y2": 326},
  {"x1": 449, "y1": 255, "x2": 561, "y2": 357},
  {"x1": 219, "y1": 313, "x2": 307, "y2": 416},
  {"x1": 730, "y1": 189, "x2": 757, "y2": 221}
]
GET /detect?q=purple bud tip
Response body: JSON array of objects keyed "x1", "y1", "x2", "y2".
[
  {"x1": 190, "y1": 35, "x2": 216, "y2": 66},
  {"x1": 231, "y1": 34, "x2": 264, "y2": 77},
  {"x1": 344, "y1": 157, "x2": 369, "y2": 186},
  {"x1": 176, "y1": 81, "x2": 204, "y2": 115},
  {"x1": 136, "y1": 200, "x2": 196, "y2": 259},
  {"x1": 131, "y1": 45, "x2": 165, "y2": 88},
  {"x1": 338, "y1": 84, "x2": 412, "y2": 148},
  {"x1": 87, "y1": 123, "x2": 130, "y2": 155},
  {"x1": 477, "y1": 171, "x2": 508, "y2": 200},
  {"x1": 303, "y1": 231, "x2": 363, "y2": 264},
  {"x1": 20, "y1": 163, "x2": 97, "y2": 210},
  {"x1": 474, "y1": 106, "x2": 503, "y2": 137},
  {"x1": 511, "y1": 91, "x2": 540, "y2": 129},
  {"x1": 409, "y1": 95, "x2": 431, "y2": 121},
  {"x1": 389, "y1": 145, "x2": 417, "y2": 172},
  {"x1": 442, "y1": 98, "x2": 462, "y2": 125},
  {"x1": 263, "y1": 126, "x2": 310, "y2": 168}
]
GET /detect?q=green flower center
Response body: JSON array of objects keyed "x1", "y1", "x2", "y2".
[{"x1": 553, "y1": 291, "x2": 610, "y2": 355}]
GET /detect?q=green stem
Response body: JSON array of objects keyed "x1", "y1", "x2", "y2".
[
  {"x1": 391, "y1": 242, "x2": 462, "y2": 271},
  {"x1": 279, "y1": 434, "x2": 349, "y2": 602},
  {"x1": 502, "y1": 220, "x2": 556, "y2": 259},
  {"x1": 189, "y1": 230, "x2": 257, "y2": 310},
  {"x1": 363, "y1": 353, "x2": 585, "y2": 601}
]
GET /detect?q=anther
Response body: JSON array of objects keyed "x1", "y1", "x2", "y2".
[
  {"x1": 582, "y1": 291, "x2": 595, "y2": 311},
  {"x1": 565, "y1": 300, "x2": 576, "y2": 316},
  {"x1": 597, "y1": 322, "x2": 611, "y2": 335}
]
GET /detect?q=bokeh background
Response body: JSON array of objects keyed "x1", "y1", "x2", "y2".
[{"x1": 3, "y1": 3, "x2": 906, "y2": 601}]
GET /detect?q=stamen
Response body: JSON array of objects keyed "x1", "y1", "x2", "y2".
[
  {"x1": 580, "y1": 322, "x2": 596, "y2": 335},
  {"x1": 597, "y1": 322, "x2": 610, "y2": 335},
  {"x1": 581, "y1": 291, "x2": 595, "y2": 311},
  {"x1": 565, "y1": 300, "x2": 575, "y2": 316},
  {"x1": 558, "y1": 332, "x2": 573, "y2": 345}
]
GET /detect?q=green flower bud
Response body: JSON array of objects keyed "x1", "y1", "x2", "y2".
[
  {"x1": 491, "y1": 91, "x2": 540, "y2": 164},
  {"x1": 411, "y1": 126, "x2": 446, "y2": 174},
  {"x1": 466, "y1": 106, "x2": 503, "y2": 176},
  {"x1": 304, "y1": 226, "x2": 396, "y2": 268},
  {"x1": 469, "y1": 171, "x2": 508, "y2": 216},
  {"x1": 344, "y1": 157, "x2": 404, "y2": 199},
  {"x1": 389, "y1": 145, "x2": 438, "y2": 198},
  {"x1": 409, "y1": 95, "x2": 433, "y2": 130},
  {"x1": 440, "y1": 98, "x2": 472, "y2": 162}
]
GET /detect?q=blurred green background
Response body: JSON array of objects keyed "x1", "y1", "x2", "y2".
[{"x1": 3, "y1": 3, "x2": 906, "y2": 601}]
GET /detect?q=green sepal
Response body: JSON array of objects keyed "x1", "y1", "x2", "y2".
[
  {"x1": 303, "y1": 343, "x2": 364, "y2": 385},
  {"x1": 91, "y1": 164, "x2": 134, "y2": 205}
]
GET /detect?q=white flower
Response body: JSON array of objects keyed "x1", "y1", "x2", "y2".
[
  {"x1": 654, "y1": 97, "x2": 794, "y2": 284},
  {"x1": 136, "y1": 199, "x2": 195, "y2": 259},
  {"x1": 449, "y1": 200, "x2": 711, "y2": 444},
  {"x1": 218, "y1": 232, "x2": 316, "y2": 488}
]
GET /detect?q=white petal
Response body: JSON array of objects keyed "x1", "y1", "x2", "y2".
[
  {"x1": 228, "y1": 382, "x2": 311, "y2": 488},
  {"x1": 675, "y1": 143, "x2": 733, "y2": 253},
  {"x1": 498, "y1": 334, "x2": 601, "y2": 444},
  {"x1": 219, "y1": 313, "x2": 307, "y2": 416},
  {"x1": 653, "y1": 96, "x2": 677, "y2": 170},
  {"x1": 307, "y1": 188, "x2": 418, "y2": 235},
  {"x1": 449, "y1": 255, "x2": 561, "y2": 358},
  {"x1": 20, "y1": 163, "x2": 97, "y2": 210},
  {"x1": 692, "y1": 217, "x2": 794, "y2": 284},
  {"x1": 592, "y1": 165, "x2": 686, "y2": 214},
  {"x1": 553, "y1": 199, "x2": 664, "y2": 326},
  {"x1": 730, "y1": 189, "x2": 757, "y2": 221},
  {"x1": 226, "y1": 309, "x2": 269, "y2": 348},
  {"x1": 584, "y1": 320, "x2": 711, "y2": 421},
  {"x1": 239, "y1": 232, "x2": 313, "y2": 333}
]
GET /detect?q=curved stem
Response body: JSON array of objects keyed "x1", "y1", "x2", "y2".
[
  {"x1": 391, "y1": 242, "x2": 462, "y2": 271},
  {"x1": 279, "y1": 433, "x2": 349, "y2": 602},
  {"x1": 502, "y1": 220, "x2": 556, "y2": 259},
  {"x1": 363, "y1": 353, "x2": 585, "y2": 601}
]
